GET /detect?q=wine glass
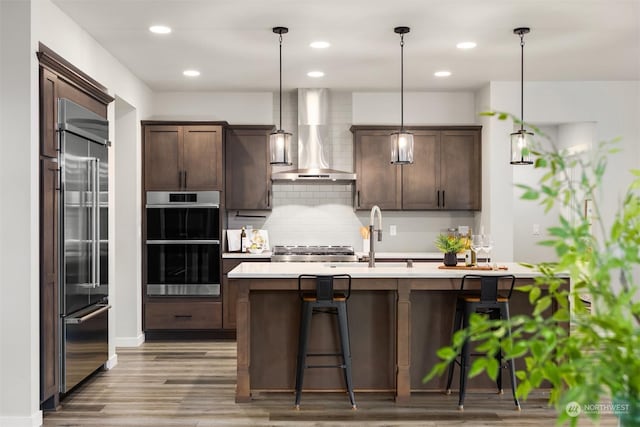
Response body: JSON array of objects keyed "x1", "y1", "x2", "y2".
[
  {"x1": 481, "y1": 234, "x2": 494, "y2": 268},
  {"x1": 471, "y1": 235, "x2": 483, "y2": 266}
]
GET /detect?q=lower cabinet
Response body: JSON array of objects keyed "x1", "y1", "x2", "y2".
[
  {"x1": 222, "y1": 258, "x2": 270, "y2": 330},
  {"x1": 145, "y1": 301, "x2": 222, "y2": 330}
]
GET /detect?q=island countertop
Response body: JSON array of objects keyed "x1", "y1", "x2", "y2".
[{"x1": 228, "y1": 261, "x2": 543, "y2": 279}]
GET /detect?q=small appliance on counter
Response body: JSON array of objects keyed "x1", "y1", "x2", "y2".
[{"x1": 226, "y1": 229, "x2": 269, "y2": 253}]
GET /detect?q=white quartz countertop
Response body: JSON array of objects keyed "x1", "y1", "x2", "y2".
[
  {"x1": 228, "y1": 261, "x2": 544, "y2": 279},
  {"x1": 223, "y1": 251, "x2": 272, "y2": 259}
]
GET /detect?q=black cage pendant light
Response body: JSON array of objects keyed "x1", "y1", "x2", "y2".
[
  {"x1": 510, "y1": 27, "x2": 534, "y2": 165},
  {"x1": 269, "y1": 26, "x2": 293, "y2": 165},
  {"x1": 390, "y1": 26, "x2": 414, "y2": 165}
]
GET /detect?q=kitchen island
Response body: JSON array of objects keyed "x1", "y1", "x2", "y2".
[{"x1": 228, "y1": 262, "x2": 565, "y2": 403}]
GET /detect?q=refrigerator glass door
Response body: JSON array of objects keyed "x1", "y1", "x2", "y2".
[
  {"x1": 62, "y1": 131, "x2": 94, "y2": 315},
  {"x1": 90, "y1": 142, "x2": 109, "y2": 305}
]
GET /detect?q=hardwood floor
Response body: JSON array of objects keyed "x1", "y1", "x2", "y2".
[{"x1": 43, "y1": 341, "x2": 617, "y2": 426}]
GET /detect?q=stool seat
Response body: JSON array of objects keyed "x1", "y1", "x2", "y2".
[
  {"x1": 295, "y1": 274, "x2": 356, "y2": 410},
  {"x1": 445, "y1": 274, "x2": 520, "y2": 411}
]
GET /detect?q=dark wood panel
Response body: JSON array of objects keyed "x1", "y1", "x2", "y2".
[
  {"x1": 143, "y1": 125, "x2": 182, "y2": 190},
  {"x1": 354, "y1": 130, "x2": 401, "y2": 210},
  {"x1": 222, "y1": 258, "x2": 270, "y2": 329},
  {"x1": 182, "y1": 125, "x2": 223, "y2": 190},
  {"x1": 40, "y1": 158, "x2": 59, "y2": 404},
  {"x1": 225, "y1": 126, "x2": 273, "y2": 210},
  {"x1": 440, "y1": 130, "x2": 481, "y2": 210},
  {"x1": 56, "y1": 77, "x2": 107, "y2": 118},
  {"x1": 402, "y1": 131, "x2": 440, "y2": 209},
  {"x1": 145, "y1": 301, "x2": 222, "y2": 330},
  {"x1": 250, "y1": 291, "x2": 396, "y2": 390},
  {"x1": 40, "y1": 68, "x2": 58, "y2": 158}
]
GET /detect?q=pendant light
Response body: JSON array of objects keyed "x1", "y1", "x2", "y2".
[
  {"x1": 270, "y1": 26, "x2": 293, "y2": 165},
  {"x1": 390, "y1": 26, "x2": 414, "y2": 165},
  {"x1": 510, "y1": 27, "x2": 534, "y2": 165}
]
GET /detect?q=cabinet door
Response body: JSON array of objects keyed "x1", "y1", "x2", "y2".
[
  {"x1": 402, "y1": 131, "x2": 440, "y2": 209},
  {"x1": 355, "y1": 131, "x2": 401, "y2": 210},
  {"x1": 440, "y1": 130, "x2": 481, "y2": 210},
  {"x1": 40, "y1": 68, "x2": 58, "y2": 158},
  {"x1": 144, "y1": 125, "x2": 182, "y2": 190},
  {"x1": 40, "y1": 158, "x2": 59, "y2": 402},
  {"x1": 225, "y1": 126, "x2": 272, "y2": 210},
  {"x1": 182, "y1": 125, "x2": 223, "y2": 190}
]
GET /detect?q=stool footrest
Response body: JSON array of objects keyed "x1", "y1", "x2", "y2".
[
  {"x1": 307, "y1": 352, "x2": 343, "y2": 357},
  {"x1": 306, "y1": 364, "x2": 347, "y2": 369}
]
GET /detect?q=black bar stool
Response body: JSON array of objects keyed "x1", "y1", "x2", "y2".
[
  {"x1": 294, "y1": 274, "x2": 356, "y2": 409},
  {"x1": 445, "y1": 274, "x2": 520, "y2": 411}
]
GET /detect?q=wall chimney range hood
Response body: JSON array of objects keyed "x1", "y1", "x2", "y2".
[{"x1": 271, "y1": 88, "x2": 356, "y2": 181}]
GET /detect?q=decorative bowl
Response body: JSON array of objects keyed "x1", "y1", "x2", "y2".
[{"x1": 248, "y1": 247, "x2": 264, "y2": 254}]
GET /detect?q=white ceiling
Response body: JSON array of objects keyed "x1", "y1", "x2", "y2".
[{"x1": 53, "y1": 0, "x2": 640, "y2": 92}]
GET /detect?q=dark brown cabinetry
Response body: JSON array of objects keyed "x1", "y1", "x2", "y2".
[
  {"x1": 352, "y1": 126, "x2": 481, "y2": 211},
  {"x1": 40, "y1": 157, "x2": 59, "y2": 404},
  {"x1": 144, "y1": 301, "x2": 222, "y2": 330},
  {"x1": 224, "y1": 125, "x2": 273, "y2": 210},
  {"x1": 222, "y1": 258, "x2": 270, "y2": 329},
  {"x1": 143, "y1": 124, "x2": 223, "y2": 191}
]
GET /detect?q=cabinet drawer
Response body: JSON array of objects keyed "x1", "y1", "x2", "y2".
[{"x1": 145, "y1": 301, "x2": 222, "y2": 330}]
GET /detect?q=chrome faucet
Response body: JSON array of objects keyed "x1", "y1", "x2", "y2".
[{"x1": 368, "y1": 205, "x2": 383, "y2": 267}]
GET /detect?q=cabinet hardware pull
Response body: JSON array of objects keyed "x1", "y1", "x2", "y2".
[
  {"x1": 356, "y1": 190, "x2": 360, "y2": 208},
  {"x1": 178, "y1": 171, "x2": 182, "y2": 188},
  {"x1": 437, "y1": 190, "x2": 440, "y2": 207},
  {"x1": 184, "y1": 171, "x2": 187, "y2": 188},
  {"x1": 442, "y1": 190, "x2": 445, "y2": 208},
  {"x1": 174, "y1": 314, "x2": 193, "y2": 319},
  {"x1": 267, "y1": 189, "x2": 271, "y2": 208}
]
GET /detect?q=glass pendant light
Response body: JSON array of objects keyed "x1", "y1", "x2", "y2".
[
  {"x1": 510, "y1": 27, "x2": 534, "y2": 165},
  {"x1": 390, "y1": 26, "x2": 414, "y2": 165},
  {"x1": 270, "y1": 27, "x2": 293, "y2": 165}
]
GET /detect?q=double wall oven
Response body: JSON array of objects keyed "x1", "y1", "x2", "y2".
[{"x1": 146, "y1": 191, "x2": 221, "y2": 296}]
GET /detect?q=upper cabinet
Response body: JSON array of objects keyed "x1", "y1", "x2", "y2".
[
  {"x1": 143, "y1": 123, "x2": 223, "y2": 191},
  {"x1": 224, "y1": 125, "x2": 273, "y2": 210},
  {"x1": 352, "y1": 126, "x2": 481, "y2": 211}
]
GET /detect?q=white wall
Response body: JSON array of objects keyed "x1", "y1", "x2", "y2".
[
  {"x1": 152, "y1": 92, "x2": 273, "y2": 124},
  {"x1": 0, "y1": 1, "x2": 41, "y2": 425},
  {"x1": 483, "y1": 81, "x2": 640, "y2": 262},
  {"x1": 0, "y1": 0, "x2": 153, "y2": 424}
]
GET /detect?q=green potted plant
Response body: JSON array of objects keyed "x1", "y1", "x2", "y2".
[
  {"x1": 425, "y1": 112, "x2": 640, "y2": 426},
  {"x1": 435, "y1": 233, "x2": 466, "y2": 266}
]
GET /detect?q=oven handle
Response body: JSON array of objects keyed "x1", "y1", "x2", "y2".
[
  {"x1": 146, "y1": 240, "x2": 220, "y2": 245},
  {"x1": 145, "y1": 204, "x2": 220, "y2": 208}
]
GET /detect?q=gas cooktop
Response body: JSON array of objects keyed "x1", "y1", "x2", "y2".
[{"x1": 271, "y1": 245, "x2": 358, "y2": 262}]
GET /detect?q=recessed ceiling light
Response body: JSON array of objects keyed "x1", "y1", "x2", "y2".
[
  {"x1": 434, "y1": 70, "x2": 452, "y2": 77},
  {"x1": 310, "y1": 41, "x2": 331, "y2": 49},
  {"x1": 183, "y1": 70, "x2": 200, "y2": 77},
  {"x1": 456, "y1": 41, "x2": 477, "y2": 49},
  {"x1": 307, "y1": 71, "x2": 325, "y2": 78},
  {"x1": 149, "y1": 25, "x2": 172, "y2": 34}
]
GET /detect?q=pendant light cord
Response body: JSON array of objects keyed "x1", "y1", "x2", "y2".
[
  {"x1": 519, "y1": 32, "x2": 525, "y2": 132},
  {"x1": 279, "y1": 33, "x2": 283, "y2": 132},
  {"x1": 400, "y1": 33, "x2": 405, "y2": 131}
]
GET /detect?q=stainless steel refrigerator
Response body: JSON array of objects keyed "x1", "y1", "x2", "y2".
[{"x1": 58, "y1": 98, "x2": 111, "y2": 393}]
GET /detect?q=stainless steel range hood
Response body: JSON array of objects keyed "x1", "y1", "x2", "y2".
[{"x1": 271, "y1": 88, "x2": 356, "y2": 181}]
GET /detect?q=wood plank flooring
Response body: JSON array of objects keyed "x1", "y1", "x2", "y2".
[{"x1": 43, "y1": 341, "x2": 617, "y2": 426}]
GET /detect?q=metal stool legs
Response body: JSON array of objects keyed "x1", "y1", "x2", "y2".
[{"x1": 294, "y1": 299, "x2": 356, "y2": 409}]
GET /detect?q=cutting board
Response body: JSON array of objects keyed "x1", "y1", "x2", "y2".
[{"x1": 438, "y1": 265, "x2": 508, "y2": 271}]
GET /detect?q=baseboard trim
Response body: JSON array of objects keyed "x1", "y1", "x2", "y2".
[
  {"x1": 115, "y1": 333, "x2": 145, "y2": 348},
  {"x1": 0, "y1": 410, "x2": 43, "y2": 427},
  {"x1": 105, "y1": 353, "x2": 118, "y2": 370}
]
